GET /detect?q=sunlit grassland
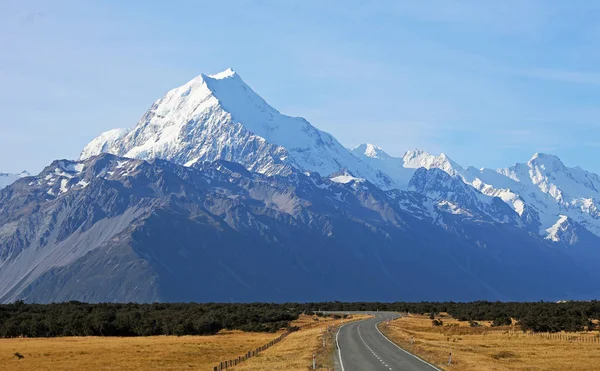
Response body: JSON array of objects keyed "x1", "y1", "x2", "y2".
[{"x1": 380, "y1": 313, "x2": 600, "y2": 371}]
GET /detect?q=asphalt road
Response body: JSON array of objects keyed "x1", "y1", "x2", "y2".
[{"x1": 336, "y1": 312, "x2": 442, "y2": 371}]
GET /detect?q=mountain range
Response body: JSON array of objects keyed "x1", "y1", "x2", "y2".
[
  {"x1": 1, "y1": 69, "x2": 599, "y2": 303},
  {"x1": 0, "y1": 171, "x2": 29, "y2": 190}
]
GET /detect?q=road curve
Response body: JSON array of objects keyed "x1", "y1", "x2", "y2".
[{"x1": 336, "y1": 312, "x2": 442, "y2": 371}]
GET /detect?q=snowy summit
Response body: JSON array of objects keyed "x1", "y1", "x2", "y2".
[{"x1": 81, "y1": 69, "x2": 394, "y2": 189}]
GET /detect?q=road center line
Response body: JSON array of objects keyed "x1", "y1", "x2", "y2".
[{"x1": 358, "y1": 323, "x2": 393, "y2": 371}]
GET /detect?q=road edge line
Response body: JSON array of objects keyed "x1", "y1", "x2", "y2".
[
  {"x1": 336, "y1": 321, "x2": 352, "y2": 371},
  {"x1": 375, "y1": 319, "x2": 444, "y2": 371}
]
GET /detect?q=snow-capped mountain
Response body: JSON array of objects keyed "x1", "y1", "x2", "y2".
[
  {"x1": 0, "y1": 171, "x2": 30, "y2": 190},
  {"x1": 408, "y1": 167, "x2": 521, "y2": 228},
  {"x1": 354, "y1": 143, "x2": 600, "y2": 244},
  {"x1": 3, "y1": 66, "x2": 600, "y2": 303},
  {"x1": 352, "y1": 144, "x2": 462, "y2": 188},
  {"x1": 2, "y1": 153, "x2": 598, "y2": 303},
  {"x1": 464, "y1": 153, "x2": 600, "y2": 242},
  {"x1": 81, "y1": 69, "x2": 394, "y2": 189}
]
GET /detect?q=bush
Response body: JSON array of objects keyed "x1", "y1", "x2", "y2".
[
  {"x1": 492, "y1": 316, "x2": 512, "y2": 327},
  {"x1": 432, "y1": 319, "x2": 443, "y2": 327},
  {"x1": 491, "y1": 351, "x2": 518, "y2": 360},
  {"x1": 469, "y1": 320, "x2": 481, "y2": 327}
]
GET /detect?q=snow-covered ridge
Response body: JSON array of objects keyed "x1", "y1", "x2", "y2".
[
  {"x1": 78, "y1": 68, "x2": 600, "y2": 244},
  {"x1": 466, "y1": 153, "x2": 600, "y2": 238},
  {"x1": 355, "y1": 143, "x2": 600, "y2": 242},
  {"x1": 352, "y1": 144, "x2": 462, "y2": 189},
  {"x1": 81, "y1": 69, "x2": 395, "y2": 190},
  {"x1": 0, "y1": 171, "x2": 30, "y2": 190}
]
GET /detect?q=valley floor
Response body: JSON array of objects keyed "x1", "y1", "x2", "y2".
[
  {"x1": 379, "y1": 314, "x2": 600, "y2": 371},
  {"x1": 0, "y1": 315, "x2": 357, "y2": 370},
  {"x1": 0, "y1": 331, "x2": 275, "y2": 370}
]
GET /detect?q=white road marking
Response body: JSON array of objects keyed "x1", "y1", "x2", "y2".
[
  {"x1": 358, "y1": 323, "x2": 393, "y2": 371},
  {"x1": 375, "y1": 318, "x2": 443, "y2": 371},
  {"x1": 336, "y1": 322, "x2": 350, "y2": 371}
]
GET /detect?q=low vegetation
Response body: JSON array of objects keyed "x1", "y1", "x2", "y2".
[
  {"x1": 0, "y1": 331, "x2": 276, "y2": 370},
  {"x1": 0, "y1": 314, "x2": 353, "y2": 371},
  {"x1": 0, "y1": 301, "x2": 303, "y2": 338},
  {"x1": 234, "y1": 314, "x2": 364, "y2": 371},
  {"x1": 2, "y1": 301, "x2": 599, "y2": 339},
  {"x1": 380, "y1": 313, "x2": 600, "y2": 371},
  {"x1": 307, "y1": 301, "x2": 600, "y2": 333}
]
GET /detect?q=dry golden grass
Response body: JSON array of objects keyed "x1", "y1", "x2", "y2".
[
  {"x1": 234, "y1": 315, "x2": 368, "y2": 371},
  {"x1": 380, "y1": 313, "x2": 600, "y2": 371},
  {"x1": 0, "y1": 314, "x2": 361, "y2": 371},
  {"x1": 0, "y1": 331, "x2": 275, "y2": 370}
]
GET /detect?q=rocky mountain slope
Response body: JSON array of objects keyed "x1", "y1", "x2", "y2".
[
  {"x1": 0, "y1": 171, "x2": 29, "y2": 190},
  {"x1": 1, "y1": 153, "x2": 597, "y2": 303},
  {"x1": 353, "y1": 143, "x2": 600, "y2": 246},
  {"x1": 2, "y1": 69, "x2": 599, "y2": 303}
]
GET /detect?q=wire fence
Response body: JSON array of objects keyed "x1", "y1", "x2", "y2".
[
  {"x1": 500, "y1": 329, "x2": 600, "y2": 343},
  {"x1": 212, "y1": 330, "x2": 290, "y2": 371},
  {"x1": 211, "y1": 318, "x2": 339, "y2": 371}
]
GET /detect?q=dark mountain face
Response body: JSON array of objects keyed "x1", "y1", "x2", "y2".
[{"x1": 1, "y1": 154, "x2": 598, "y2": 303}]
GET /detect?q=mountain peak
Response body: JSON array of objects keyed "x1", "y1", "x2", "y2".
[
  {"x1": 353, "y1": 143, "x2": 389, "y2": 159},
  {"x1": 208, "y1": 68, "x2": 238, "y2": 80},
  {"x1": 528, "y1": 152, "x2": 565, "y2": 172},
  {"x1": 402, "y1": 148, "x2": 426, "y2": 159},
  {"x1": 79, "y1": 69, "x2": 395, "y2": 189},
  {"x1": 402, "y1": 149, "x2": 462, "y2": 175}
]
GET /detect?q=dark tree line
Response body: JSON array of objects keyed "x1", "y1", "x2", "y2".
[
  {"x1": 0, "y1": 301, "x2": 302, "y2": 338},
  {"x1": 304, "y1": 301, "x2": 600, "y2": 333},
  {"x1": 2, "y1": 300, "x2": 599, "y2": 338}
]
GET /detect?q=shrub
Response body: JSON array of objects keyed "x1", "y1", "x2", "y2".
[
  {"x1": 491, "y1": 351, "x2": 518, "y2": 360},
  {"x1": 469, "y1": 320, "x2": 481, "y2": 327},
  {"x1": 492, "y1": 316, "x2": 512, "y2": 327},
  {"x1": 432, "y1": 319, "x2": 443, "y2": 327}
]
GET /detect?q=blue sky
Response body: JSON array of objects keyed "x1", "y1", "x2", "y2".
[{"x1": 2, "y1": 0, "x2": 600, "y2": 174}]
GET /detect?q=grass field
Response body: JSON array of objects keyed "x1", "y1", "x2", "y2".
[
  {"x1": 0, "y1": 315, "x2": 350, "y2": 370},
  {"x1": 234, "y1": 315, "x2": 365, "y2": 371},
  {"x1": 0, "y1": 331, "x2": 276, "y2": 370},
  {"x1": 380, "y1": 313, "x2": 600, "y2": 371}
]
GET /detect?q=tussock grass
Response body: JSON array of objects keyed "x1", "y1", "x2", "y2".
[
  {"x1": 0, "y1": 314, "x2": 359, "y2": 370},
  {"x1": 380, "y1": 314, "x2": 600, "y2": 371},
  {"x1": 234, "y1": 315, "x2": 368, "y2": 371},
  {"x1": 490, "y1": 350, "x2": 518, "y2": 360},
  {"x1": 0, "y1": 331, "x2": 274, "y2": 370}
]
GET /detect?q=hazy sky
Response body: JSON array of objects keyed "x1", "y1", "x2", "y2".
[{"x1": 2, "y1": 0, "x2": 600, "y2": 174}]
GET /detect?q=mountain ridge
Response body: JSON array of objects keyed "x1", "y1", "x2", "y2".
[
  {"x1": 80, "y1": 69, "x2": 396, "y2": 190},
  {"x1": 0, "y1": 171, "x2": 30, "y2": 190},
  {"x1": 353, "y1": 142, "x2": 600, "y2": 244},
  {"x1": 2, "y1": 153, "x2": 598, "y2": 303},
  {"x1": 2, "y1": 68, "x2": 600, "y2": 303}
]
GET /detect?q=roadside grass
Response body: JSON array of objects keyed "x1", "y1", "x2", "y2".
[
  {"x1": 379, "y1": 313, "x2": 600, "y2": 371},
  {"x1": 234, "y1": 314, "x2": 368, "y2": 371},
  {"x1": 0, "y1": 314, "x2": 357, "y2": 370}
]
